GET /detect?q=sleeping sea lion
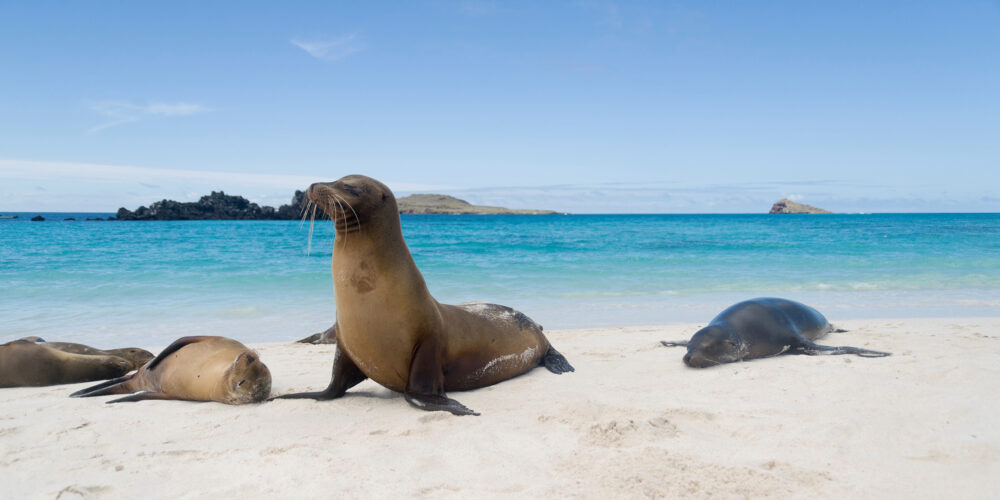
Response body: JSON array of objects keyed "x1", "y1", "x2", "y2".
[
  {"x1": 70, "y1": 336, "x2": 271, "y2": 404},
  {"x1": 661, "y1": 297, "x2": 891, "y2": 367},
  {"x1": 0, "y1": 340, "x2": 132, "y2": 388},
  {"x1": 18, "y1": 337, "x2": 154, "y2": 370},
  {"x1": 274, "y1": 175, "x2": 573, "y2": 415}
]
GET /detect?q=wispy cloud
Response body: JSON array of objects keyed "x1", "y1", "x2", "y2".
[
  {"x1": 291, "y1": 33, "x2": 363, "y2": 61},
  {"x1": 88, "y1": 101, "x2": 211, "y2": 134},
  {"x1": 0, "y1": 158, "x2": 448, "y2": 211}
]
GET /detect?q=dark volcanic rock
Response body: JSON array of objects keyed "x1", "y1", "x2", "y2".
[
  {"x1": 31, "y1": 215, "x2": 45, "y2": 221},
  {"x1": 116, "y1": 190, "x2": 309, "y2": 221}
]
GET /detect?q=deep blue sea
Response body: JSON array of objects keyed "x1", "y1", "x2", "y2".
[{"x1": 1, "y1": 212, "x2": 998, "y2": 347}]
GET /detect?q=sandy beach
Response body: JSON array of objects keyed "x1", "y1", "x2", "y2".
[{"x1": 2, "y1": 317, "x2": 999, "y2": 499}]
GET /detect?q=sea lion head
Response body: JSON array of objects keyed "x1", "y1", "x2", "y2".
[
  {"x1": 220, "y1": 351, "x2": 272, "y2": 404},
  {"x1": 683, "y1": 326, "x2": 744, "y2": 368},
  {"x1": 307, "y1": 175, "x2": 397, "y2": 231}
]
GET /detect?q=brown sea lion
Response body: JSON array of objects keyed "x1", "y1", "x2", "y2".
[
  {"x1": 70, "y1": 336, "x2": 271, "y2": 404},
  {"x1": 0, "y1": 340, "x2": 133, "y2": 388},
  {"x1": 661, "y1": 297, "x2": 891, "y2": 367},
  {"x1": 18, "y1": 337, "x2": 154, "y2": 370},
  {"x1": 274, "y1": 175, "x2": 573, "y2": 415}
]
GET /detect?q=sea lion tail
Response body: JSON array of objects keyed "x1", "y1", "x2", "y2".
[
  {"x1": 541, "y1": 347, "x2": 574, "y2": 374},
  {"x1": 69, "y1": 374, "x2": 135, "y2": 398}
]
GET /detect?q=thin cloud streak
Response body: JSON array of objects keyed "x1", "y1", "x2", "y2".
[
  {"x1": 291, "y1": 33, "x2": 363, "y2": 61},
  {"x1": 87, "y1": 101, "x2": 211, "y2": 134}
]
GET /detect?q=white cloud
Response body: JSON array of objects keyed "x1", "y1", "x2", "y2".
[
  {"x1": 291, "y1": 33, "x2": 363, "y2": 61},
  {"x1": 87, "y1": 101, "x2": 211, "y2": 134},
  {"x1": 0, "y1": 159, "x2": 448, "y2": 211}
]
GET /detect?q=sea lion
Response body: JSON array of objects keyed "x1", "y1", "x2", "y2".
[
  {"x1": 18, "y1": 337, "x2": 154, "y2": 370},
  {"x1": 0, "y1": 340, "x2": 133, "y2": 388},
  {"x1": 296, "y1": 322, "x2": 338, "y2": 344},
  {"x1": 70, "y1": 336, "x2": 271, "y2": 404},
  {"x1": 274, "y1": 175, "x2": 573, "y2": 415},
  {"x1": 661, "y1": 297, "x2": 891, "y2": 367}
]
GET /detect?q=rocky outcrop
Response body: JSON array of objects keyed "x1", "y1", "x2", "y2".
[
  {"x1": 769, "y1": 199, "x2": 833, "y2": 214},
  {"x1": 397, "y1": 194, "x2": 557, "y2": 215},
  {"x1": 116, "y1": 190, "x2": 309, "y2": 221},
  {"x1": 31, "y1": 215, "x2": 45, "y2": 221}
]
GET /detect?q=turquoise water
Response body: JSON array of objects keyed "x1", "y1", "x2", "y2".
[{"x1": 1, "y1": 213, "x2": 998, "y2": 347}]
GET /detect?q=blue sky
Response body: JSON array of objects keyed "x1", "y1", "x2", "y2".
[{"x1": 1, "y1": 1, "x2": 997, "y2": 213}]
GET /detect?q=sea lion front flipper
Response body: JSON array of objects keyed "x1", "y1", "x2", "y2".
[
  {"x1": 404, "y1": 393, "x2": 478, "y2": 416},
  {"x1": 404, "y1": 339, "x2": 479, "y2": 416},
  {"x1": 541, "y1": 347, "x2": 574, "y2": 374},
  {"x1": 271, "y1": 345, "x2": 367, "y2": 400},
  {"x1": 70, "y1": 374, "x2": 135, "y2": 398},
  {"x1": 107, "y1": 391, "x2": 178, "y2": 404},
  {"x1": 798, "y1": 340, "x2": 891, "y2": 358},
  {"x1": 296, "y1": 333, "x2": 322, "y2": 344},
  {"x1": 660, "y1": 340, "x2": 689, "y2": 348}
]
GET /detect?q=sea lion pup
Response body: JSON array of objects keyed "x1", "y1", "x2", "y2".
[
  {"x1": 0, "y1": 340, "x2": 132, "y2": 388},
  {"x1": 661, "y1": 297, "x2": 891, "y2": 367},
  {"x1": 71, "y1": 336, "x2": 271, "y2": 404},
  {"x1": 274, "y1": 174, "x2": 574, "y2": 415},
  {"x1": 296, "y1": 322, "x2": 338, "y2": 344},
  {"x1": 18, "y1": 337, "x2": 154, "y2": 370}
]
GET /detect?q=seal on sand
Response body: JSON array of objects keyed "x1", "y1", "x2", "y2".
[
  {"x1": 661, "y1": 297, "x2": 891, "y2": 367},
  {"x1": 0, "y1": 340, "x2": 133, "y2": 388},
  {"x1": 274, "y1": 175, "x2": 573, "y2": 415},
  {"x1": 18, "y1": 337, "x2": 154, "y2": 370},
  {"x1": 70, "y1": 336, "x2": 271, "y2": 404}
]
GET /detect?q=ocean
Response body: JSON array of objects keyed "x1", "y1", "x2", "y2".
[{"x1": 1, "y1": 212, "x2": 997, "y2": 347}]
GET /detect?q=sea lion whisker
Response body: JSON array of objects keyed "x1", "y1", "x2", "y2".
[
  {"x1": 307, "y1": 203, "x2": 318, "y2": 256},
  {"x1": 299, "y1": 199, "x2": 313, "y2": 228},
  {"x1": 333, "y1": 192, "x2": 361, "y2": 234}
]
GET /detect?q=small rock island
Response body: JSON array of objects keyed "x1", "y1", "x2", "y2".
[
  {"x1": 769, "y1": 198, "x2": 833, "y2": 214},
  {"x1": 396, "y1": 194, "x2": 557, "y2": 215}
]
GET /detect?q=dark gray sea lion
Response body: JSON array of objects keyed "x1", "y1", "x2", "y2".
[
  {"x1": 274, "y1": 175, "x2": 573, "y2": 415},
  {"x1": 0, "y1": 340, "x2": 133, "y2": 388},
  {"x1": 71, "y1": 336, "x2": 271, "y2": 404},
  {"x1": 661, "y1": 297, "x2": 891, "y2": 367},
  {"x1": 296, "y1": 323, "x2": 338, "y2": 344},
  {"x1": 18, "y1": 337, "x2": 154, "y2": 370}
]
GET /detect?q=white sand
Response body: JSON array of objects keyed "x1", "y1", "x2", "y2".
[{"x1": 3, "y1": 317, "x2": 999, "y2": 499}]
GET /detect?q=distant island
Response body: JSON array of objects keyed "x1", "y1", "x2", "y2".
[
  {"x1": 116, "y1": 191, "x2": 308, "y2": 221},
  {"x1": 397, "y1": 194, "x2": 558, "y2": 215},
  {"x1": 769, "y1": 198, "x2": 833, "y2": 214},
  {"x1": 114, "y1": 190, "x2": 557, "y2": 220}
]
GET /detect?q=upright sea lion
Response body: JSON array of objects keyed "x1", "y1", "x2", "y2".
[
  {"x1": 661, "y1": 297, "x2": 891, "y2": 367},
  {"x1": 71, "y1": 336, "x2": 271, "y2": 404},
  {"x1": 275, "y1": 175, "x2": 573, "y2": 415},
  {"x1": 0, "y1": 340, "x2": 133, "y2": 388},
  {"x1": 18, "y1": 337, "x2": 154, "y2": 370}
]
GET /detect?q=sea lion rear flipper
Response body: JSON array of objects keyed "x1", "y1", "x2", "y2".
[
  {"x1": 107, "y1": 391, "x2": 177, "y2": 404},
  {"x1": 798, "y1": 340, "x2": 891, "y2": 358},
  {"x1": 296, "y1": 333, "x2": 322, "y2": 344},
  {"x1": 404, "y1": 339, "x2": 479, "y2": 416},
  {"x1": 660, "y1": 340, "x2": 689, "y2": 348},
  {"x1": 70, "y1": 374, "x2": 135, "y2": 398},
  {"x1": 541, "y1": 347, "x2": 574, "y2": 374},
  {"x1": 271, "y1": 346, "x2": 366, "y2": 401}
]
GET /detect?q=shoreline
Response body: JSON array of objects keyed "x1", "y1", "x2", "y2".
[{"x1": 3, "y1": 317, "x2": 998, "y2": 498}]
